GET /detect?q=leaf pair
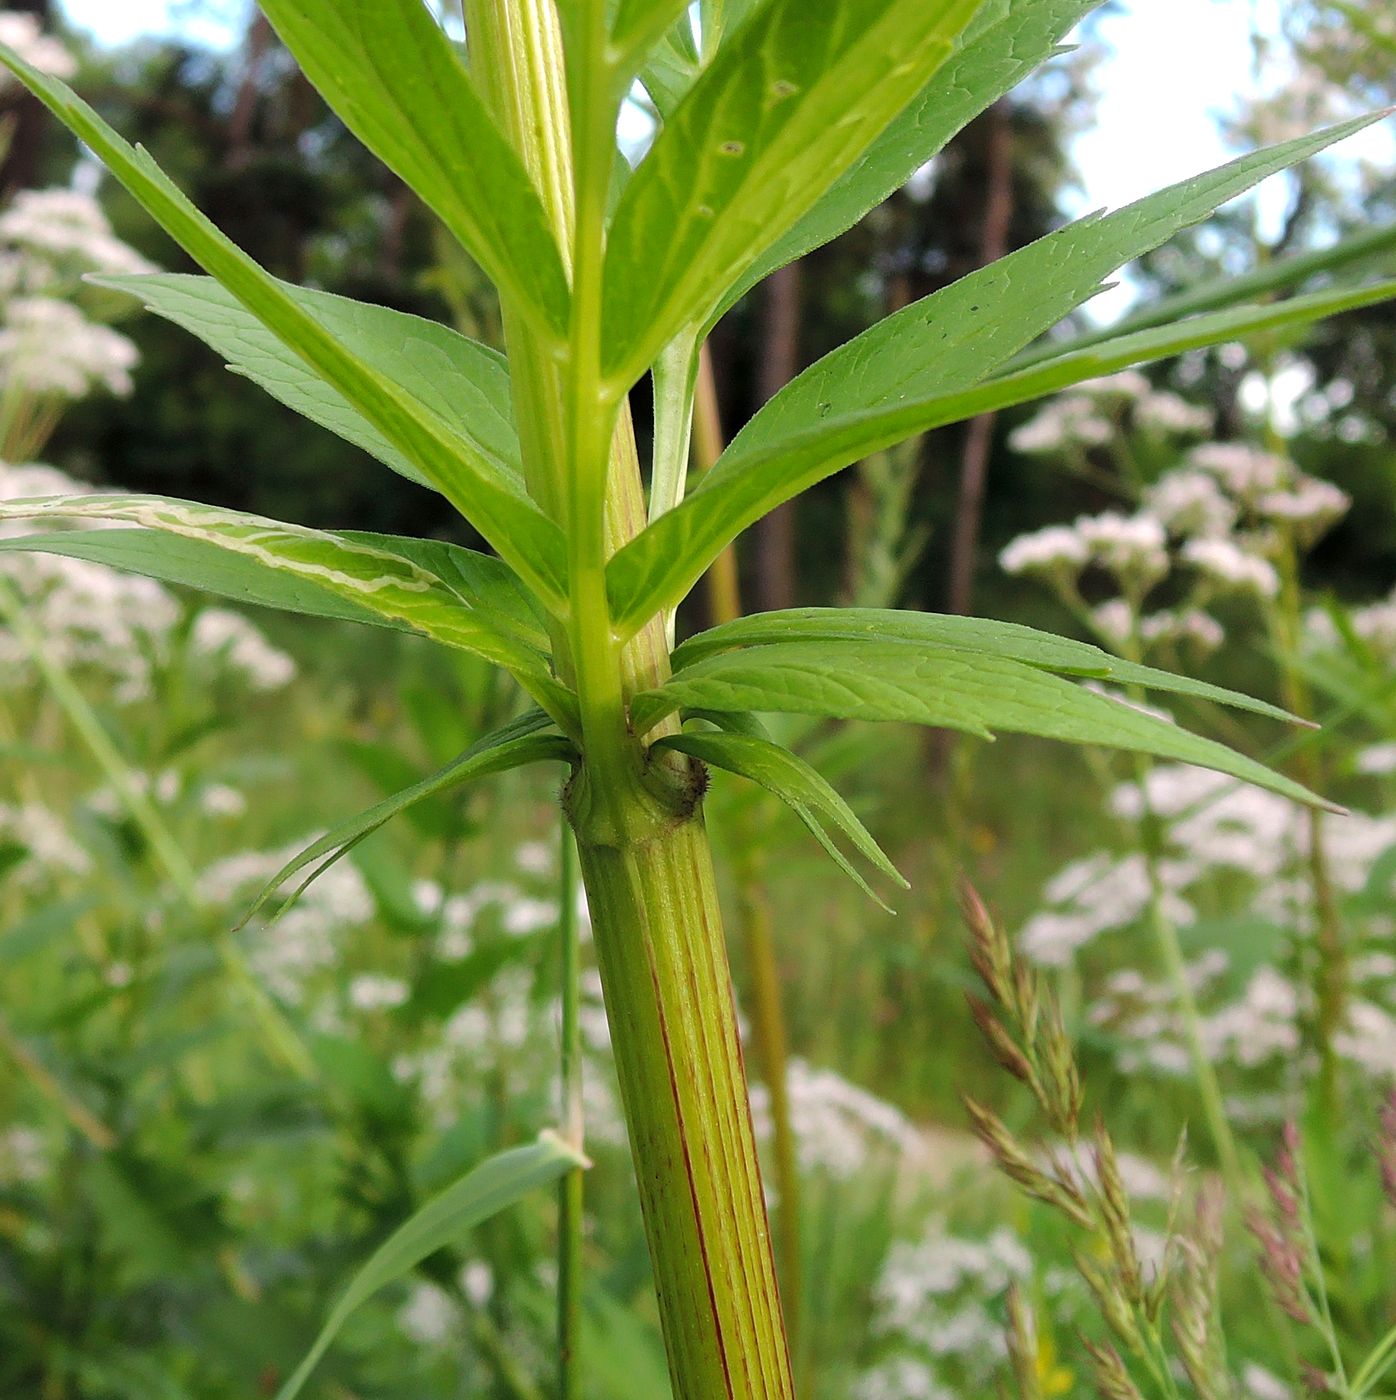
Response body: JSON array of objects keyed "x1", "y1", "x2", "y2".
[
  {"x1": 608, "y1": 113, "x2": 1396, "y2": 631},
  {"x1": 273, "y1": 1134, "x2": 586, "y2": 1400},
  {"x1": 643, "y1": 611, "x2": 1334, "y2": 811},
  {"x1": 0, "y1": 496, "x2": 578, "y2": 734},
  {"x1": 236, "y1": 712, "x2": 577, "y2": 930}
]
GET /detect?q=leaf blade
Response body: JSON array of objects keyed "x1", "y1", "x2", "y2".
[
  {"x1": 720, "y1": 0, "x2": 1106, "y2": 316},
  {"x1": 273, "y1": 1135, "x2": 586, "y2": 1400},
  {"x1": 0, "y1": 495, "x2": 578, "y2": 731},
  {"x1": 609, "y1": 271, "x2": 1396, "y2": 633},
  {"x1": 97, "y1": 273, "x2": 521, "y2": 495},
  {"x1": 654, "y1": 728, "x2": 906, "y2": 906},
  {"x1": 632, "y1": 641, "x2": 1333, "y2": 809},
  {"x1": 602, "y1": 0, "x2": 984, "y2": 380},
  {"x1": 239, "y1": 714, "x2": 576, "y2": 928},
  {"x1": 672, "y1": 608, "x2": 1303, "y2": 723},
  {"x1": 257, "y1": 0, "x2": 570, "y2": 338}
]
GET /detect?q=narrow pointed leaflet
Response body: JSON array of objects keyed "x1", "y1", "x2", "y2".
[
  {"x1": 257, "y1": 0, "x2": 571, "y2": 340},
  {"x1": 98, "y1": 274, "x2": 522, "y2": 495},
  {"x1": 631, "y1": 641, "x2": 1334, "y2": 810},
  {"x1": 608, "y1": 114, "x2": 1393, "y2": 632},
  {"x1": 601, "y1": 0, "x2": 985, "y2": 382},
  {"x1": 0, "y1": 495, "x2": 578, "y2": 733},
  {"x1": 0, "y1": 47, "x2": 570, "y2": 612}
]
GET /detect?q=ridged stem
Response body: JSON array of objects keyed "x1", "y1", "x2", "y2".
[
  {"x1": 693, "y1": 344, "x2": 803, "y2": 1349},
  {"x1": 462, "y1": 5, "x2": 793, "y2": 1393},
  {"x1": 574, "y1": 810, "x2": 793, "y2": 1398},
  {"x1": 557, "y1": 824, "x2": 583, "y2": 1400}
]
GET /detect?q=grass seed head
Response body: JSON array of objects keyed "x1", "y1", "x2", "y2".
[
  {"x1": 1082, "y1": 1339, "x2": 1145, "y2": 1400},
  {"x1": 1379, "y1": 1090, "x2": 1396, "y2": 1209},
  {"x1": 1005, "y1": 1284, "x2": 1044, "y2": 1400}
]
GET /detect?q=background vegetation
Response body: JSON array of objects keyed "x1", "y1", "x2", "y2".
[{"x1": 1, "y1": 1, "x2": 1395, "y2": 1396}]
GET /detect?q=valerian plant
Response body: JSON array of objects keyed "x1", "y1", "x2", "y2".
[{"x1": 1, "y1": 2, "x2": 1393, "y2": 1396}]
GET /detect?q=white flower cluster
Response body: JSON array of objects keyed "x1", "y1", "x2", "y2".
[
  {"x1": 1306, "y1": 585, "x2": 1396, "y2": 664},
  {"x1": 0, "y1": 188, "x2": 157, "y2": 297},
  {"x1": 190, "y1": 609, "x2": 297, "y2": 692},
  {"x1": 1009, "y1": 372, "x2": 1215, "y2": 459},
  {"x1": 0, "y1": 800, "x2": 92, "y2": 883},
  {"x1": 749, "y1": 1057, "x2": 921, "y2": 1180},
  {"x1": 1001, "y1": 512, "x2": 1167, "y2": 592},
  {"x1": 1180, "y1": 537, "x2": 1280, "y2": 599},
  {"x1": 1007, "y1": 394, "x2": 1112, "y2": 454},
  {"x1": 389, "y1": 850, "x2": 622, "y2": 1142},
  {"x1": 1001, "y1": 394, "x2": 1353, "y2": 675},
  {"x1": 201, "y1": 841, "x2": 375, "y2": 1006},
  {"x1": 1021, "y1": 763, "x2": 1396, "y2": 1091},
  {"x1": 0, "y1": 461, "x2": 296, "y2": 700},
  {"x1": 0, "y1": 13, "x2": 75, "y2": 87},
  {"x1": 0, "y1": 294, "x2": 139, "y2": 398},
  {"x1": 855, "y1": 1223, "x2": 1071, "y2": 1398},
  {"x1": 1142, "y1": 469, "x2": 1236, "y2": 540},
  {"x1": 0, "y1": 1123, "x2": 47, "y2": 1184}
]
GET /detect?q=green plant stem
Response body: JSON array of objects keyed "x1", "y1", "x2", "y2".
[
  {"x1": 1119, "y1": 626, "x2": 1244, "y2": 1188},
  {"x1": 575, "y1": 816, "x2": 793, "y2": 1398},
  {"x1": 0, "y1": 578, "x2": 316, "y2": 1082},
  {"x1": 557, "y1": 823, "x2": 583, "y2": 1400},
  {"x1": 693, "y1": 341, "x2": 804, "y2": 1354},
  {"x1": 463, "y1": 6, "x2": 793, "y2": 1394},
  {"x1": 1133, "y1": 763, "x2": 1243, "y2": 1192},
  {"x1": 736, "y1": 863, "x2": 803, "y2": 1353},
  {"x1": 1352, "y1": 1321, "x2": 1396, "y2": 1397},
  {"x1": 0, "y1": 1010, "x2": 115, "y2": 1150},
  {"x1": 1269, "y1": 527, "x2": 1345, "y2": 1114}
]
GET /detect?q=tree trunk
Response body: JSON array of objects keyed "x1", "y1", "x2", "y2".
[
  {"x1": 752, "y1": 261, "x2": 803, "y2": 612},
  {"x1": 946, "y1": 101, "x2": 1016, "y2": 616},
  {"x1": 226, "y1": 13, "x2": 274, "y2": 170},
  {"x1": 0, "y1": 0, "x2": 53, "y2": 197}
]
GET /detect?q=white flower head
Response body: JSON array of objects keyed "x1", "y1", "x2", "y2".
[
  {"x1": 191, "y1": 608, "x2": 297, "y2": 691},
  {"x1": 1181, "y1": 537, "x2": 1280, "y2": 598},
  {"x1": 0, "y1": 296, "x2": 139, "y2": 398},
  {"x1": 1075, "y1": 511, "x2": 1169, "y2": 589},
  {"x1": 1188, "y1": 442, "x2": 1289, "y2": 499},
  {"x1": 0, "y1": 14, "x2": 75, "y2": 87},
  {"x1": 1255, "y1": 474, "x2": 1350, "y2": 543},
  {"x1": 1144, "y1": 469, "x2": 1236, "y2": 539},
  {"x1": 1134, "y1": 390, "x2": 1213, "y2": 438},
  {"x1": 1008, "y1": 395, "x2": 1113, "y2": 455},
  {"x1": 999, "y1": 524, "x2": 1088, "y2": 583},
  {"x1": 1140, "y1": 608, "x2": 1224, "y2": 654}
]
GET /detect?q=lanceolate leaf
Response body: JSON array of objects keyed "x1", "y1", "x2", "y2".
[
  {"x1": 0, "y1": 526, "x2": 551, "y2": 653},
  {"x1": 672, "y1": 608, "x2": 1303, "y2": 723},
  {"x1": 602, "y1": 0, "x2": 984, "y2": 381},
  {"x1": 239, "y1": 713, "x2": 576, "y2": 928},
  {"x1": 654, "y1": 728, "x2": 907, "y2": 907},
  {"x1": 0, "y1": 529, "x2": 395, "y2": 630},
  {"x1": 630, "y1": 641, "x2": 1333, "y2": 809},
  {"x1": 720, "y1": 0, "x2": 1105, "y2": 318},
  {"x1": 257, "y1": 0, "x2": 570, "y2": 340},
  {"x1": 611, "y1": 0, "x2": 695, "y2": 77},
  {"x1": 1009, "y1": 218, "x2": 1396, "y2": 372},
  {"x1": 0, "y1": 50, "x2": 570, "y2": 611},
  {"x1": 0, "y1": 496, "x2": 578, "y2": 731},
  {"x1": 273, "y1": 1135, "x2": 587, "y2": 1400},
  {"x1": 731, "y1": 116, "x2": 1381, "y2": 471},
  {"x1": 608, "y1": 274, "x2": 1396, "y2": 634},
  {"x1": 98, "y1": 274, "x2": 521, "y2": 494},
  {"x1": 339, "y1": 533, "x2": 550, "y2": 652}
]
